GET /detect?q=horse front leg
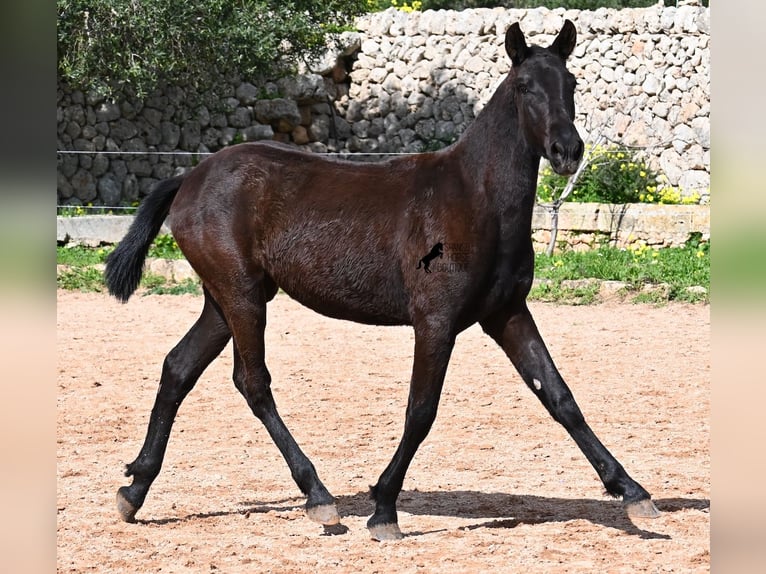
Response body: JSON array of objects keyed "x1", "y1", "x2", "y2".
[
  {"x1": 368, "y1": 322, "x2": 456, "y2": 540},
  {"x1": 117, "y1": 289, "x2": 231, "y2": 522},
  {"x1": 480, "y1": 304, "x2": 660, "y2": 518}
]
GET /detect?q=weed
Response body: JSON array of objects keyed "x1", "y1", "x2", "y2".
[
  {"x1": 142, "y1": 278, "x2": 201, "y2": 297},
  {"x1": 532, "y1": 240, "x2": 709, "y2": 304},
  {"x1": 57, "y1": 267, "x2": 104, "y2": 292},
  {"x1": 147, "y1": 235, "x2": 185, "y2": 259},
  {"x1": 57, "y1": 245, "x2": 113, "y2": 266},
  {"x1": 537, "y1": 143, "x2": 702, "y2": 205},
  {"x1": 529, "y1": 282, "x2": 600, "y2": 305}
]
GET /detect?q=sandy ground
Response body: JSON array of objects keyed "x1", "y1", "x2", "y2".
[{"x1": 57, "y1": 290, "x2": 709, "y2": 573}]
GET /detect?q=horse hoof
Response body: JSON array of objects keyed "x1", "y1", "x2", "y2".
[
  {"x1": 116, "y1": 488, "x2": 138, "y2": 523},
  {"x1": 625, "y1": 498, "x2": 661, "y2": 519},
  {"x1": 306, "y1": 503, "x2": 340, "y2": 526},
  {"x1": 368, "y1": 523, "x2": 404, "y2": 541}
]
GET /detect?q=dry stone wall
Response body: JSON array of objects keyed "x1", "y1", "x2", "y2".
[{"x1": 57, "y1": 5, "x2": 709, "y2": 207}]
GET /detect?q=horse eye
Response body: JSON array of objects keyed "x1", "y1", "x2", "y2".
[{"x1": 517, "y1": 84, "x2": 528, "y2": 94}]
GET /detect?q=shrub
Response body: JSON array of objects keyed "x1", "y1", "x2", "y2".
[
  {"x1": 57, "y1": 0, "x2": 369, "y2": 97},
  {"x1": 537, "y1": 144, "x2": 699, "y2": 205}
]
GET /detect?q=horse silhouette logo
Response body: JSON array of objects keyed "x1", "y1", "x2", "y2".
[{"x1": 417, "y1": 242, "x2": 444, "y2": 273}]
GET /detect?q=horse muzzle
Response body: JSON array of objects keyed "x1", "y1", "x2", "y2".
[{"x1": 546, "y1": 132, "x2": 584, "y2": 177}]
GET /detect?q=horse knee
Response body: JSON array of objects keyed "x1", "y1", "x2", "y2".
[
  {"x1": 405, "y1": 399, "x2": 440, "y2": 440},
  {"x1": 552, "y1": 396, "x2": 584, "y2": 427},
  {"x1": 234, "y1": 365, "x2": 274, "y2": 415},
  {"x1": 159, "y1": 353, "x2": 197, "y2": 403},
  {"x1": 534, "y1": 382, "x2": 584, "y2": 427}
]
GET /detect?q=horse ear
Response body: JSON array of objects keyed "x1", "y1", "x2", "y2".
[
  {"x1": 550, "y1": 19, "x2": 577, "y2": 60},
  {"x1": 505, "y1": 23, "x2": 528, "y2": 67}
]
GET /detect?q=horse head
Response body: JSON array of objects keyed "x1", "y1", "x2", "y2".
[{"x1": 505, "y1": 20, "x2": 584, "y2": 176}]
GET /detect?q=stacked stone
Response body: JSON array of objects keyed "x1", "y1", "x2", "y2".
[
  {"x1": 57, "y1": 74, "x2": 342, "y2": 206},
  {"x1": 344, "y1": 5, "x2": 709, "y2": 200},
  {"x1": 57, "y1": 5, "x2": 709, "y2": 207}
]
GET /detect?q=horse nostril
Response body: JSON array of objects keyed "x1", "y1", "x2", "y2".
[
  {"x1": 551, "y1": 141, "x2": 565, "y2": 159},
  {"x1": 573, "y1": 139, "x2": 584, "y2": 160}
]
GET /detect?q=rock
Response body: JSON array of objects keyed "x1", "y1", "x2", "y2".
[
  {"x1": 228, "y1": 107, "x2": 252, "y2": 129},
  {"x1": 242, "y1": 124, "x2": 274, "y2": 142},
  {"x1": 146, "y1": 258, "x2": 172, "y2": 280},
  {"x1": 561, "y1": 278, "x2": 600, "y2": 291},
  {"x1": 236, "y1": 82, "x2": 260, "y2": 105},
  {"x1": 686, "y1": 285, "x2": 707, "y2": 297},
  {"x1": 142, "y1": 107, "x2": 163, "y2": 128},
  {"x1": 255, "y1": 99, "x2": 302, "y2": 131},
  {"x1": 277, "y1": 74, "x2": 327, "y2": 104},
  {"x1": 641, "y1": 283, "x2": 671, "y2": 299},
  {"x1": 91, "y1": 154, "x2": 109, "y2": 177},
  {"x1": 97, "y1": 175, "x2": 122, "y2": 206},
  {"x1": 292, "y1": 125, "x2": 310, "y2": 145},
  {"x1": 95, "y1": 102, "x2": 121, "y2": 123},
  {"x1": 600, "y1": 280, "x2": 629, "y2": 299},
  {"x1": 57, "y1": 172, "x2": 74, "y2": 199},
  {"x1": 171, "y1": 259, "x2": 198, "y2": 282},
  {"x1": 179, "y1": 121, "x2": 201, "y2": 150},
  {"x1": 109, "y1": 118, "x2": 138, "y2": 141},
  {"x1": 160, "y1": 122, "x2": 180, "y2": 148},
  {"x1": 71, "y1": 169, "x2": 97, "y2": 202}
]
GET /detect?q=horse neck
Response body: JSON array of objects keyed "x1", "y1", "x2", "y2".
[{"x1": 454, "y1": 78, "x2": 541, "y2": 215}]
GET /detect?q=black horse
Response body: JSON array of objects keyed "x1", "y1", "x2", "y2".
[{"x1": 105, "y1": 20, "x2": 659, "y2": 541}]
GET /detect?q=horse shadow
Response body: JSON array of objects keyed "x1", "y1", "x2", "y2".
[
  {"x1": 331, "y1": 490, "x2": 707, "y2": 540},
  {"x1": 139, "y1": 490, "x2": 708, "y2": 540}
]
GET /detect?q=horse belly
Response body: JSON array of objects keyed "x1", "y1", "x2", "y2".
[{"x1": 266, "y1": 243, "x2": 411, "y2": 326}]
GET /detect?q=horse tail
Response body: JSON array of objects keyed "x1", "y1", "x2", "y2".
[{"x1": 105, "y1": 174, "x2": 186, "y2": 302}]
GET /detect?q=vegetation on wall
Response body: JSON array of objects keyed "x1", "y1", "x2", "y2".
[
  {"x1": 57, "y1": 0, "x2": 369, "y2": 97},
  {"x1": 372, "y1": 1, "x2": 708, "y2": 11},
  {"x1": 537, "y1": 144, "x2": 702, "y2": 205}
]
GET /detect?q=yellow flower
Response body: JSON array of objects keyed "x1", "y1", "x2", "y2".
[
  {"x1": 696, "y1": 251, "x2": 705, "y2": 258},
  {"x1": 639, "y1": 170, "x2": 646, "y2": 178}
]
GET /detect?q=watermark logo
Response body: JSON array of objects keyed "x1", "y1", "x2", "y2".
[
  {"x1": 416, "y1": 242, "x2": 443, "y2": 273},
  {"x1": 417, "y1": 242, "x2": 471, "y2": 274}
]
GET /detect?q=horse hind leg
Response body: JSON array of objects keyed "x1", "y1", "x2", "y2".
[
  {"x1": 213, "y1": 278, "x2": 339, "y2": 527},
  {"x1": 117, "y1": 288, "x2": 231, "y2": 522}
]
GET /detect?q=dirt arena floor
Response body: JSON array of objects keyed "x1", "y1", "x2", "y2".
[{"x1": 57, "y1": 290, "x2": 709, "y2": 573}]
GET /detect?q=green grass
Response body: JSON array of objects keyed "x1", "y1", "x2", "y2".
[
  {"x1": 56, "y1": 266, "x2": 105, "y2": 292},
  {"x1": 147, "y1": 235, "x2": 186, "y2": 259},
  {"x1": 57, "y1": 237, "x2": 192, "y2": 295},
  {"x1": 56, "y1": 245, "x2": 112, "y2": 267},
  {"x1": 56, "y1": 234, "x2": 185, "y2": 265},
  {"x1": 529, "y1": 281, "x2": 601, "y2": 306},
  {"x1": 532, "y1": 240, "x2": 709, "y2": 303},
  {"x1": 141, "y1": 275, "x2": 201, "y2": 296}
]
